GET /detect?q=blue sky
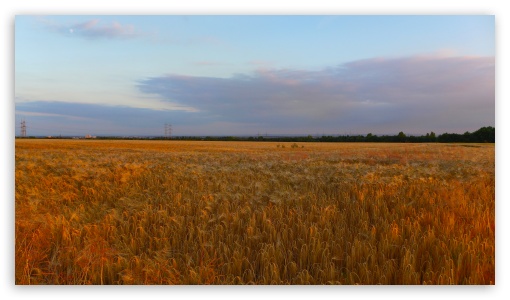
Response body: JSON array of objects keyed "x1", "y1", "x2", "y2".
[{"x1": 15, "y1": 15, "x2": 495, "y2": 136}]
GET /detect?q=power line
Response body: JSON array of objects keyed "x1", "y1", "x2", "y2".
[
  {"x1": 21, "y1": 119, "x2": 26, "y2": 137},
  {"x1": 164, "y1": 123, "x2": 172, "y2": 139}
]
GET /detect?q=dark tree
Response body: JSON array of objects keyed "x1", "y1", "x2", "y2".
[{"x1": 397, "y1": 131, "x2": 406, "y2": 142}]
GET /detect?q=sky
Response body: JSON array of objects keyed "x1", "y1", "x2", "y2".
[{"x1": 14, "y1": 15, "x2": 495, "y2": 136}]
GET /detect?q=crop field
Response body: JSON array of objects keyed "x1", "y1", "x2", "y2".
[{"x1": 15, "y1": 139, "x2": 494, "y2": 284}]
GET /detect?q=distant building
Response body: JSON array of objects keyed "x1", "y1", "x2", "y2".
[{"x1": 85, "y1": 134, "x2": 97, "y2": 139}]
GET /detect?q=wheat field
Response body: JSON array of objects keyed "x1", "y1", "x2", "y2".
[{"x1": 15, "y1": 139, "x2": 495, "y2": 284}]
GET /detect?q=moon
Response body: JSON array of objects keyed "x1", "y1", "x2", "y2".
[{"x1": 69, "y1": 28, "x2": 74, "y2": 34}]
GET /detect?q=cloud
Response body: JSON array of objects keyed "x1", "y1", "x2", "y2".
[
  {"x1": 40, "y1": 18, "x2": 143, "y2": 40},
  {"x1": 15, "y1": 54, "x2": 495, "y2": 136},
  {"x1": 15, "y1": 110, "x2": 95, "y2": 121},
  {"x1": 15, "y1": 101, "x2": 212, "y2": 136},
  {"x1": 35, "y1": 17, "x2": 227, "y2": 45},
  {"x1": 137, "y1": 54, "x2": 495, "y2": 134}
]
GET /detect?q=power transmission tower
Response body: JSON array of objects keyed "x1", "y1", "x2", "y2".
[
  {"x1": 164, "y1": 123, "x2": 172, "y2": 139},
  {"x1": 21, "y1": 119, "x2": 27, "y2": 137}
]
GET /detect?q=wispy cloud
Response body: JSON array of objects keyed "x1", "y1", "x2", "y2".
[
  {"x1": 138, "y1": 54, "x2": 494, "y2": 134},
  {"x1": 39, "y1": 18, "x2": 143, "y2": 40},
  {"x1": 15, "y1": 110, "x2": 95, "y2": 121},
  {"x1": 15, "y1": 101, "x2": 211, "y2": 136}
]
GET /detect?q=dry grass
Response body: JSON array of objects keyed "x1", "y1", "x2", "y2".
[{"x1": 15, "y1": 140, "x2": 494, "y2": 284}]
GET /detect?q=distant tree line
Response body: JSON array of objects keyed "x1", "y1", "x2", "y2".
[
  {"x1": 436, "y1": 126, "x2": 495, "y2": 143},
  {"x1": 18, "y1": 126, "x2": 494, "y2": 143},
  {"x1": 161, "y1": 126, "x2": 495, "y2": 143}
]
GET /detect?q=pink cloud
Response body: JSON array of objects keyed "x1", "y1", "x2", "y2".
[
  {"x1": 40, "y1": 18, "x2": 143, "y2": 40},
  {"x1": 138, "y1": 54, "x2": 494, "y2": 134}
]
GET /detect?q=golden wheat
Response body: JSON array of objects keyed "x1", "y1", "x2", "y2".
[{"x1": 15, "y1": 140, "x2": 494, "y2": 284}]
